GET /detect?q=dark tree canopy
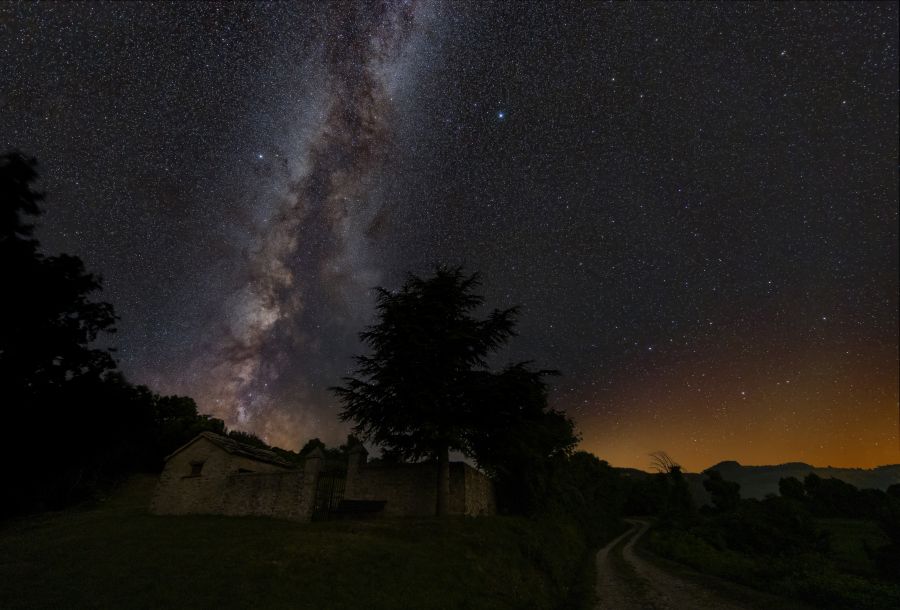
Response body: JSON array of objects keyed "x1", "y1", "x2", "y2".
[
  {"x1": 703, "y1": 469, "x2": 741, "y2": 513},
  {"x1": 465, "y1": 363, "x2": 578, "y2": 513},
  {"x1": 332, "y1": 266, "x2": 577, "y2": 515},
  {"x1": 0, "y1": 151, "x2": 288, "y2": 516},
  {"x1": 334, "y1": 267, "x2": 518, "y2": 458},
  {"x1": 778, "y1": 476, "x2": 805, "y2": 502},
  {"x1": 227, "y1": 430, "x2": 269, "y2": 449},
  {"x1": 1, "y1": 151, "x2": 117, "y2": 394},
  {"x1": 0, "y1": 152, "x2": 221, "y2": 514},
  {"x1": 0, "y1": 151, "x2": 43, "y2": 241}
]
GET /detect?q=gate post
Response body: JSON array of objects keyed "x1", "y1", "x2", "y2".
[
  {"x1": 345, "y1": 443, "x2": 368, "y2": 498},
  {"x1": 302, "y1": 447, "x2": 324, "y2": 520},
  {"x1": 304, "y1": 447, "x2": 324, "y2": 479}
]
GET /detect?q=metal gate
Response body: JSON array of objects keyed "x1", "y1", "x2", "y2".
[{"x1": 312, "y1": 472, "x2": 346, "y2": 520}]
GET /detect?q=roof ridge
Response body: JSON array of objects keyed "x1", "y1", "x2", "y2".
[{"x1": 167, "y1": 431, "x2": 296, "y2": 469}]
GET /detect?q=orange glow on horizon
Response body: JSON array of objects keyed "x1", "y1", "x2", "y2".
[{"x1": 571, "y1": 341, "x2": 899, "y2": 472}]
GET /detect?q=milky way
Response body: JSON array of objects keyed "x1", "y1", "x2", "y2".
[
  {"x1": 2, "y1": 2, "x2": 896, "y2": 468},
  {"x1": 191, "y1": 1, "x2": 429, "y2": 444}
]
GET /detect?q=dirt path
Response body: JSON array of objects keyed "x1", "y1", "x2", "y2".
[{"x1": 595, "y1": 519, "x2": 767, "y2": 610}]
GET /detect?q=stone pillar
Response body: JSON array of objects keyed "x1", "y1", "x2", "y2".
[
  {"x1": 300, "y1": 447, "x2": 324, "y2": 521},
  {"x1": 304, "y1": 447, "x2": 324, "y2": 479},
  {"x1": 345, "y1": 443, "x2": 368, "y2": 498}
]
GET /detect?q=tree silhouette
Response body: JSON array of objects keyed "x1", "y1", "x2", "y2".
[
  {"x1": 646, "y1": 451, "x2": 695, "y2": 526},
  {"x1": 1, "y1": 152, "x2": 258, "y2": 514},
  {"x1": 649, "y1": 451, "x2": 679, "y2": 473},
  {"x1": 778, "y1": 476, "x2": 805, "y2": 502},
  {"x1": 0, "y1": 151, "x2": 43, "y2": 240},
  {"x1": 332, "y1": 266, "x2": 528, "y2": 515},
  {"x1": 465, "y1": 362, "x2": 577, "y2": 513},
  {"x1": 1, "y1": 151, "x2": 117, "y2": 396},
  {"x1": 703, "y1": 469, "x2": 741, "y2": 512},
  {"x1": 1, "y1": 151, "x2": 120, "y2": 512},
  {"x1": 227, "y1": 430, "x2": 269, "y2": 449}
]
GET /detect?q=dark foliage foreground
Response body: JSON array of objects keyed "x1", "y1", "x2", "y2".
[{"x1": 636, "y1": 466, "x2": 900, "y2": 609}]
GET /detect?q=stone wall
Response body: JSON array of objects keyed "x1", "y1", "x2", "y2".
[
  {"x1": 344, "y1": 447, "x2": 496, "y2": 517},
  {"x1": 150, "y1": 436, "x2": 321, "y2": 521},
  {"x1": 346, "y1": 462, "x2": 438, "y2": 517},
  {"x1": 220, "y1": 470, "x2": 310, "y2": 520},
  {"x1": 151, "y1": 435, "x2": 495, "y2": 520},
  {"x1": 462, "y1": 462, "x2": 496, "y2": 516}
]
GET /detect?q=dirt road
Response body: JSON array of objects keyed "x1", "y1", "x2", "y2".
[{"x1": 595, "y1": 519, "x2": 793, "y2": 610}]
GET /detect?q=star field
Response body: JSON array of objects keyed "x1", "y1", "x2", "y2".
[{"x1": 2, "y1": 1, "x2": 897, "y2": 470}]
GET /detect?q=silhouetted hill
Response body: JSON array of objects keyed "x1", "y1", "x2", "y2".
[
  {"x1": 698, "y1": 461, "x2": 900, "y2": 502},
  {"x1": 616, "y1": 461, "x2": 900, "y2": 506}
]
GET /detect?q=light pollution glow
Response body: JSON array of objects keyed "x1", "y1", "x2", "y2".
[{"x1": 577, "y1": 340, "x2": 898, "y2": 471}]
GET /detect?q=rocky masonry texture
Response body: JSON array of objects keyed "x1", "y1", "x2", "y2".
[
  {"x1": 152, "y1": 433, "x2": 494, "y2": 520},
  {"x1": 344, "y1": 446, "x2": 496, "y2": 517},
  {"x1": 151, "y1": 433, "x2": 321, "y2": 521}
]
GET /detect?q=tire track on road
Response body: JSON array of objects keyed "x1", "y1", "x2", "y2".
[{"x1": 596, "y1": 519, "x2": 754, "y2": 610}]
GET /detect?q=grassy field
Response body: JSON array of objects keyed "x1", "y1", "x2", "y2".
[
  {"x1": 643, "y1": 520, "x2": 900, "y2": 610},
  {"x1": 0, "y1": 476, "x2": 595, "y2": 610}
]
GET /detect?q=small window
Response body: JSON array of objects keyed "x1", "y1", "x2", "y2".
[{"x1": 189, "y1": 461, "x2": 204, "y2": 476}]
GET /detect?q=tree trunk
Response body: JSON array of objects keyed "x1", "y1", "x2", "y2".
[{"x1": 435, "y1": 443, "x2": 450, "y2": 516}]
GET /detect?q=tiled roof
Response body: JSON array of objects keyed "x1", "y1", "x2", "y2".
[{"x1": 169, "y1": 432, "x2": 296, "y2": 469}]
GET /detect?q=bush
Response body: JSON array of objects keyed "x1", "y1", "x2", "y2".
[
  {"x1": 699, "y1": 496, "x2": 828, "y2": 556},
  {"x1": 647, "y1": 526, "x2": 900, "y2": 609},
  {"x1": 871, "y1": 495, "x2": 900, "y2": 582}
]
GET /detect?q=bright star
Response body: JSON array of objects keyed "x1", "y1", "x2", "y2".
[
  {"x1": 257, "y1": 153, "x2": 264, "y2": 159},
  {"x1": 497, "y1": 111, "x2": 505, "y2": 120}
]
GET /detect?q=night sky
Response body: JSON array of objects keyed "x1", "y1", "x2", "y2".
[{"x1": 2, "y1": 2, "x2": 897, "y2": 471}]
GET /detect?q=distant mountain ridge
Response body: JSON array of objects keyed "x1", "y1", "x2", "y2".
[{"x1": 689, "y1": 461, "x2": 900, "y2": 503}]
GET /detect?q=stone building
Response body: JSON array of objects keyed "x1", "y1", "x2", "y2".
[
  {"x1": 150, "y1": 431, "x2": 322, "y2": 520},
  {"x1": 151, "y1": 432, "x2": 495, "y2": 521}
]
